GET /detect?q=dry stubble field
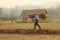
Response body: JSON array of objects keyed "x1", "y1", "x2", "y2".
[{"x1": 0, "y1": 23, "x2": 60, "y2": 40}]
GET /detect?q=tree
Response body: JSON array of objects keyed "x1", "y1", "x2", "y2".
[
  {"x1": 9, "y1": 8, "x2": 18, "y2": 20},
  {"x1": 2, "y1": 14, "x2": 9, "y2": 20},
  {"x1": 0, "y1": 8, "x2": 3, "y2": 19}
]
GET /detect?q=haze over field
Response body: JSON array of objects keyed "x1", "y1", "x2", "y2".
[
  {"x1": 0, "y1": 0, "x2": 60, "y2": 20},
  {"x1": 0, "y1": 0, "x2": 60, "y2": 8}
]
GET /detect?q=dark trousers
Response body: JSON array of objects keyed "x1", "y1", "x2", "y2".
[{"x1": 34, "y1": 22, "x2": 41, "y2": 29}]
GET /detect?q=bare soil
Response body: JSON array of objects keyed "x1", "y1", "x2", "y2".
[
  {"x1": 0, "y1": 29, "x2": 60, "y2": 40},
  {"x1": 0, "y1": 23, "x2": 60, "y2": 40}
]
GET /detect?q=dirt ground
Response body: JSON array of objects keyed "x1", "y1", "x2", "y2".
[
  {"x1": 0, "y1": 34, "x2": 60, "y2": 40},
  {"x1": 0, "y1": 29, "x2": 60, "y2": 40},
  {"x1": 0, "y1": 23, "x2": 60, "y2": 40}
]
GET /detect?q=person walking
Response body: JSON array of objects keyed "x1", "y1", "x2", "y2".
[{"x1": 33, "y1": 14, "x2": 41, "y2": 30}]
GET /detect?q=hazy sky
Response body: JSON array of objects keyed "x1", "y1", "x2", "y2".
[{"x1": 0, "y1": 0, "x2": 60, "y2": 8}]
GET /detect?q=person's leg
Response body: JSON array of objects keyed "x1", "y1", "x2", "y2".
[
  {"x1": 34, "y1": 23, "x2": 36, "y2": 30},
  {"x1": 37, "y1": 23, "x2": 41, "y2": 30}
]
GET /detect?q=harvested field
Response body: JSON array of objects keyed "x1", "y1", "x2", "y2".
[{"x1": 0, "y1": 23, "x2": 60, "y2": 40}]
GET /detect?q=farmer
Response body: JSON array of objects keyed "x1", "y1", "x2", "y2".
[{"x1": 33, "y1": 14, "x2": 41, "y2": 30}]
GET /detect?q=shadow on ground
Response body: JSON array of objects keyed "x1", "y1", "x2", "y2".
[{"x1": 0, "y1": 29, "x2": 60, "y2": 34}]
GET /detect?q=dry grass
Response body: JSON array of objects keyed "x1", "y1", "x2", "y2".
[
  {"x1": 0, "y1": 23, "x2": 60, "y2": 30},
  {"x1": 0, "y1": 34, "x2": 60, "y2": 40},
  {"x1": 0, "y1": 22, "x2": 60, "y2": 40}
]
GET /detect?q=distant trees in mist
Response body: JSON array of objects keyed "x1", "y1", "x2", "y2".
[
  {"x1": 0, "y1": 7, "x2": 21, "y2": 21},
  {"x1": 0, "y1": 4, "x2": 60, "y2": 21},
  {"x1": 47, "y1": 4, "x2": 60, "y2": 19}
]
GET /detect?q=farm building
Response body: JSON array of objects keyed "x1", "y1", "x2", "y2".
[{"x1": 19, "y1": 9, "x2": 48, "y2": 22}]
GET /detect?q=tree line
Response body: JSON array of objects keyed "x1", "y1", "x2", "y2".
[{"x1": 0, "y1": 4, "x2": 60, "y2": 21}]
